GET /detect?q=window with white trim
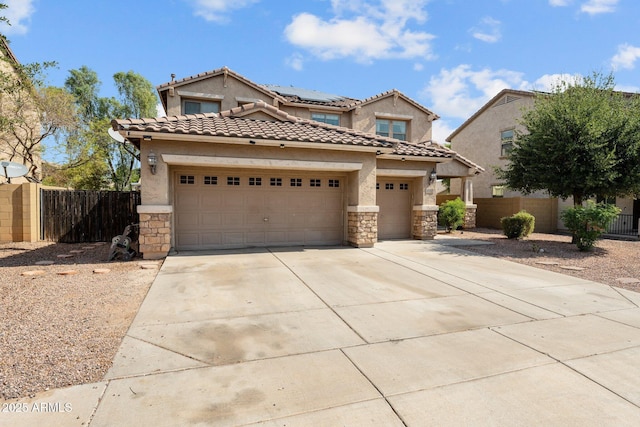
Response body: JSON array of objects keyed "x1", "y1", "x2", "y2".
[
  {"x1": 290, "y1": 178, "x2": 302, "y2": 187},
  {"x1": 227, "y1": 177, "x2": 240, "y2": 186},
  {"x1": 376, "y1": 119, "x2": 407, "y2": 141},
  {"x1": 311, "y1": 113, "x2": 340, "y2": 126},
  {"x1": 385, "y1": 183, "x2": 394, "y2": 190},
  {"x1": 204, "y1": 176, "x2": 217, "y2": 185},
  {"x1": 501, "y1": 129, "x2": 514, "y2": 157},
  {"x1": 249, "y1": 177, "x2": 262, "y2": 186},
  {"x1": 399, "y1": 183, "x2": 409, "y2": 190},
  {"x1": 183, "y1": 100, "x2": 220, "y2": 115},
  {"x1": 270, "y1": 178, "x2": 282, "y2": 186},
  {"x1": 180, "y1": 175, "x2": 195, "y2": 185},
  {"x1": 310, "y1": 179, "x2": 321, "y2": 187},
  {"x1": 492, "y1": 185, "x2": 505, "y2": 198},
  {"x1": 328, "y1": 179, "x2": 340, "y2": 188}
]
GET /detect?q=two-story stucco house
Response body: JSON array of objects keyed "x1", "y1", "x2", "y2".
[
  {"x1": 112, "y1": 66, "x2": 482, "y2": 259},
  {"x1": 0, "y1": 37, "x2": 41, "y2": 183},
  {"x1": 447, "y1": 88, "x2": 640, "y2": 234}
]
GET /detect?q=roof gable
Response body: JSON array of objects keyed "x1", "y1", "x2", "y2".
[
  {"x1": 446, "y1": 89, "x2": 535, "y2": 142},
  {"x1": 351, "y1": 89, "x2": 439, "y2": 119}
]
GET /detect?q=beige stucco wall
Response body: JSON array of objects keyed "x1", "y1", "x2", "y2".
[
  {"x1": 352, "y1": 96, "x2": 433, "y2": 143},
  {"x1": 376, "y1": 158, "x2": 438, "y2": 206},
  {"x1": 163, "y1": 73, "x2": 278, "y2": 116},
  {"x1": 0, "y1": 183, "x2": 41, "y2": 242},
  {"x1": 449, "y1": 94, "x2": 537, "y2": 199}
]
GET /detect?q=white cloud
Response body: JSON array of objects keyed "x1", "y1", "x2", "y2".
[
  {"x1": 549, "y1": 0, "x2": 572, "y2": 6},
  {"x1": 432, "y1": 119, "x2": 457, "y2": 145},
  {"x1": 1, "y1": 0, "x2": 36, "y2": 35},
  {"x1": 581, "y1": 0, "x2": 618, "y2": 15},
  {"x1": 611, "y1": 44, "x2": 640, "y2": 71},
  {"x1": 156, "y1": 103, "x2": 166, "y2": 118},
  {"x1": 284, "y1": 0, "x2": 435, "y2": 64},
  {"x1": 285, "y1": 53, "x2": 305, "y2": 71},
  {"x1": 529, "y1": 73, "x2": 580, "y2": 91},
  {"x1": 188, "y1": 0, "x2": 259, "y2": 23},
  {"x1": 470, "y1": 17, "x2": 502, "y2": 43},
  {"x1": 420, "y1": 65, "x2": 529, "y2": 120},
  {"x1": 413, "y1": 63, "x2": 424, "y2": 71}
]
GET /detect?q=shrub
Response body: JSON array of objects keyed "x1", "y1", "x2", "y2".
[
  {"x1": 501, "y1": 210, "x2": 535, "y2": 239},
  {"x1": 560, "y1": 201, "x2": 620, "y2": 251},
  {"x1": 438, "y1": 197, "x2": 466, "y2": 232}
]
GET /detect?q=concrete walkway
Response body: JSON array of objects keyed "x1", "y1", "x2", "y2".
[{"x1": 5, "y1": 240, "x2": 640, "y2": 425}]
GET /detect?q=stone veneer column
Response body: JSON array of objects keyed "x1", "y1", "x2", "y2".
[
  {"x1": 412, "y1": 205, "x2": 439, "y2": 240},
  {"x1": 137, "y1": 205, "x2": 173, "y2": 259},
  {"x1": 464, "y1": 205, "x2": 477, "y2": 229},
  {"x1": 347, "y1": 206, "x2": 379, "y2": 248}
]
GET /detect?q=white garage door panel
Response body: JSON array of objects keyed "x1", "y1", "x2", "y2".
[
  {"x1": 174, "y1": 170, "x2": 344, "y2": 250},
  {"x1": 377, "y1": 179, "x2": 412, "y2": 239}
]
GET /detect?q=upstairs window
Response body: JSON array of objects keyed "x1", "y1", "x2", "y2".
[
  {"x1": 376, "y1": 119, "x2": 407, "y2": 141},
  {"x1": 311, "y1": 113, "x2": 340, "y2": 126},
  {"x1": 501, "y1": 129, "x2": 514, "y2": 157},
  {"x1": 183, "y1": 100, "x2": 220, "y2": 115}
]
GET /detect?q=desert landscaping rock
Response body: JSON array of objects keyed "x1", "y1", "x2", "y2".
[
  {"x1": 560, "y1": 266, "x2": 586, "y2": 271},
  {"x1": 139, "y1": 263, "x2": 159, "y2": 270},
  {"x1": 535, "y1": 261, "x2": 560, "y2": 266},
  {"x1": 82, "y1": 246, "x2": 96, "y2": 250},
  {"x1": 93, "y1": 268, "x2": 111, "y2": 274},
  {"x1": 57, "y1": 270, "x2": 79, "y2": 276},
  {"x1": 69, "y1": 250, "x2": 84, "y2": 254},
  {"x1": 616, "y1": 277, "x2": 640, "y2": 284},
  {"x1": 20, "y1": 270, "x2": 47, "y2": 277},
  {"x1": 34, "y1": 260, "x2": 55, "y2": 265},
  {"x1": 1, "y1": 241, "x2": 159, "y2": 400},
  {"x1": 56, "y1": 254, "x2": 74, "y2": 258}
]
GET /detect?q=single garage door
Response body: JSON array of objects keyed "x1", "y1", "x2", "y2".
[
  {"x1": 377, "y1": 179, "x2": 412, "y2": 239},
  {"x1": 174, "y1": 169, "x2": 344, "y2": 250}
]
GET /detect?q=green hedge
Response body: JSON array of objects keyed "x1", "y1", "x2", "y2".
[{"x1": 501, "y1": 211, "x2": 535, "y2": 239}]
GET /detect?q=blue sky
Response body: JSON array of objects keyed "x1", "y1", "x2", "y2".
[{"x1": 2, "y1": 0, "x2": 639, "y2": 144}]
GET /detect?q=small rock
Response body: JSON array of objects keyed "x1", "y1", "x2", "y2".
[
  {"x1": 139, "y1": 263, "x2": 158, "y2": 270},
  {"x1": 93, "y1": 268, "x2": 111, "y2": 274},
  {"x1": 616, "y1": 277, "x2": 640, "y2": 284},
  {"x1": 560, "y1": 266, "x2": 585, "y2": 271},
  {"x1": 21, "y1": 270, "x2": 47, "y2": 276},
  {"x1": 69, "y1": 250, "x2": 84, "y2": 254},
  {"x1": 57, "y1": 270, "x2": 79, "y2": 276},
  {"x1": 82, "y1": 246, "x2": 96, "y2": 250},
  {"x1": 57, "y1": 254, "x2": 74, "y2": 258},
  {"x1": 35, "y1": 260, "x2": 55, "y2": 265},
  {"x1": 536, "y1": 261, "x2": 559, "y2": 266}
]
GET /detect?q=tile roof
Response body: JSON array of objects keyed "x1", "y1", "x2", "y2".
[{"x1": 112, "y1": 101, "x2": 457, "y2": 161}]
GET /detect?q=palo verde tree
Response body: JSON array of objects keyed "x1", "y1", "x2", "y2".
[{"x1": 496, "y1": 72, "x2": 640, "y2": 206}]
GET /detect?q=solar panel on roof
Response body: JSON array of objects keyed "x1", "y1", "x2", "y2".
[{"x1": 262, "y1": 84, "x2": 347, "y2": 102}]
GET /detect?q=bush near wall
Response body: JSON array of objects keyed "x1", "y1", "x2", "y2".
[{"x1": 501, "y1": 210, "x2": 535, "y2": 239}]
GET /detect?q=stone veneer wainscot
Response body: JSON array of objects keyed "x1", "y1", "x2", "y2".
[
  {"x1": 347, "y1": 206, "x2": 378, "y2": 248},
  {"x1": 137, "y1": 205, "x2": 173, "y2": 259}
]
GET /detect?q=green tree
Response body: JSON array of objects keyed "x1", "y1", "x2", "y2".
[
  {"x1": 0, "y1": 35, "x2": 77, "y2": 180},
  {"x1": 496, "y1": 72, "x2": 640, "y2": 206},
  {"x1": 50, "y1": 67, "x2": 156, "y2": 190}
]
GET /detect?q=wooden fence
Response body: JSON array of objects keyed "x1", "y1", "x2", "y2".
[{"x1": 40, "y1": 189, "x2": 141, "y2": 243}]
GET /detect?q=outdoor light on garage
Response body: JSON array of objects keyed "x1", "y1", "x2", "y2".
[{"x1": 148, "y1": 151, "x2": 157, "y2": 175}]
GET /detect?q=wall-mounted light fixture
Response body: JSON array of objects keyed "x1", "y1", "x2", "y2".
[
  {"x1": 430, "y1": 168, "x2": 437, "y2": 184},
  {"x1": 280, "y1": 144, "x2": 285, "y2": 149},
  {"x1": 249, "y1": 140, "x2": 256, "y2": 145},
  {"x1": 143, "y1": 135, "x2": 152, "y2": 141},
  {"x1": 376, "y1": 150, "x2": 382, "y2": 155},
  {"x1": 148, "y1": 151, "x2": 157, "y2": 175},
  {"x1": 401, "y1": 157, "x2": 406, "y2": 162}
]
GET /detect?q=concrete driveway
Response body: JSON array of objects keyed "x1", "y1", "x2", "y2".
[{"x1": 11, "y1": 239, "x2": 640, "y2": 425}]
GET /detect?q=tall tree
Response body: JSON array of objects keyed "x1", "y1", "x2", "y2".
[
  {"x1": 0, "y1": 38, "x2": 77, "y2": 180},
  {"x1": 56, "y1": 67, "x2": 157, "y2": 190},
  {"x1": 497, "y1": 72, "x2": 640, "y2": 206}
]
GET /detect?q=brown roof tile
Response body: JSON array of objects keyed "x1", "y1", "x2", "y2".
[{"x1": 112, "y1": 102, "x2": 455, "y2": 161}]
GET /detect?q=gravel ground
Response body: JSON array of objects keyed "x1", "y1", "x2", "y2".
[
  {"x1": 446, "y1": 228, "x2": 640, "y2": 293},
  {"x1": 2, "y1": 230, "x2": 639, "y2": 400},
  {"x1": 0, "y1": 241, "x2": 160, "y2": 400}
]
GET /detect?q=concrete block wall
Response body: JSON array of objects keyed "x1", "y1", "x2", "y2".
[{"x1": 0, "y1": 183, "x2": 40, "y2": 242}]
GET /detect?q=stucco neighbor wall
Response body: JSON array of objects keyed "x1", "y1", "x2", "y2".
[
  {"x1": 449, "y1": 94, "x2": 535, "y2": 199},
  {"x1": 0, "y1": 183, "x2": 41, "y2": 242}
]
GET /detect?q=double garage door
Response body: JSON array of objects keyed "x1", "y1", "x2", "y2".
[{"x1": 174, "y1": 169, "x2": 344, "y2": 250}]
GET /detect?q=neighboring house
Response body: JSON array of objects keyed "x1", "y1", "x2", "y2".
[
  {"x1": 0, "y1": 37, "x2": 40, "y2": 183},
  {"x1": 447, "y1": 88, "x2": 640, "y2": 234},
  {"x1": 112, "y1": 68, "x2": 482, "y2": 259}
]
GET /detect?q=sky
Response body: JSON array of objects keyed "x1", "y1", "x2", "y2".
[{"x1": 2, "y1": 0, "x2": 640, "y2": 146}]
